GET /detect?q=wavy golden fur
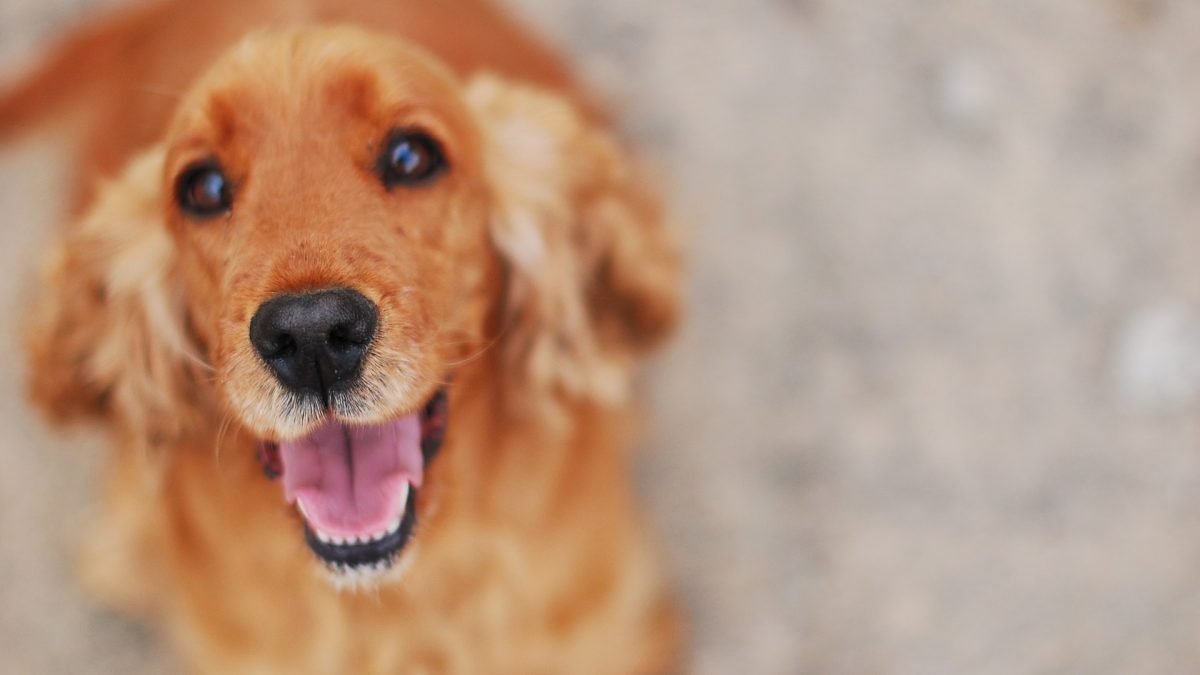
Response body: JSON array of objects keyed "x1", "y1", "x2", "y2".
[{"x1": 4, "y1": 2, "x2": 681, "y2": 672}]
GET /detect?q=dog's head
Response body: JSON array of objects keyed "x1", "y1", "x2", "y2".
[{"x1": 26, "y1": 27, "x2": 678, "y2": 581}]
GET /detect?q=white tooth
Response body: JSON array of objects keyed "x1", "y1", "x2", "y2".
[
  {"x1": 296, "y1": 499, "x2": 309, "y2": 519},
  {"x1": 331, "y1": 536, "x2": 345, "y2": 546},
  {"x1": 315, "y1": 529, "x2": 330, "y2": 544}
]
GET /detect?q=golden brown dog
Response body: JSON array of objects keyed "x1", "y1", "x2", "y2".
[{"x1": 1, "y1": 1, "x2": 681, "y2": 672}]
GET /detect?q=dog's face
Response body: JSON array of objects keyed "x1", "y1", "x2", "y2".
[
  {"x1": 28, "y1": 27, "x2": 679, "y2": 585},
  {"x1": 163, "y1": 31, "x2": 493, "y2": 576}
]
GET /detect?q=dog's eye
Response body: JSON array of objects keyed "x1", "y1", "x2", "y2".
[
  {"x1": 177, "y1": 164, "x2": 231, "y2": 217},
  {"x1": 379, "y1": 131, "x2": 445, "y2": 187}
]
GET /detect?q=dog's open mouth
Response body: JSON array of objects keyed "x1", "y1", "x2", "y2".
[{"x1": 258, "y1": 389, "x2": 447, "y2": 576}]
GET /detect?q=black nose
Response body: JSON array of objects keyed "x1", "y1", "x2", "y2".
[{"x1": 248, "y1": 288, "x2": 378, "y2": 399}]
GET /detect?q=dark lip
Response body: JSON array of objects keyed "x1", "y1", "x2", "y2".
[
  {"x1": 418, "y1": 387, "x2": 449, "y2": 464},
  {"x1": 303, "y1": 486, "x2": 418, "y2": 569}
]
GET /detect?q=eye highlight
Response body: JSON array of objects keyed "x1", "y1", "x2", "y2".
[
  {"x1": 378, "y1": 130, "x2": 446, "y2": 187},
  {"x1": 177, "y1": 163, "x2": 232, "y2": 218}
]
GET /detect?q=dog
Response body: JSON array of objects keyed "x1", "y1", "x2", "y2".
[{"x1": 0, "y1": 1, "x2": 682, "y2": 672}]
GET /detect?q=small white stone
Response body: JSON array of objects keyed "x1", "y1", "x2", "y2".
[
  {"x1": 1111, "y1": 300, "x2": 1200, "y2": 412},
  {"x1": 933, "y1": 55, "x2": 995, "y2": 131}
]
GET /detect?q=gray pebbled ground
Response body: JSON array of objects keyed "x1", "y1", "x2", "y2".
[{"x1": 5, "y1": 0, "x2": 1200, "y2": 673}]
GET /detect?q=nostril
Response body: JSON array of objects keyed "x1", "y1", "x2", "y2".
[
  {"x1": 327, "y1": 321, "x2": 372, "y2": 349},
  {"x1": 261, "y1": 332, "x2": 297, "y2": 359}
]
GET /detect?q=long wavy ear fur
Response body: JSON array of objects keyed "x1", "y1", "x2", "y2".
[
  {"x1": 26, "y1": 147, "x2": 205, "y2": 446},
  {"x1": 466, "y1": 75, "x2": 681, "y2": 410}
]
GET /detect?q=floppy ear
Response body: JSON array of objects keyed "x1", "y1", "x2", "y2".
[
  {"x1": 465, "y1": 76, "x2": 681, "y2": 408},
  {"x1": 26, "y1": 147, "x2": 206, "y2": 446}
]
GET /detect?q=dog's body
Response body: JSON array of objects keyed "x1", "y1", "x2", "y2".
[{"x1": 2, "y1": 2, "x2": 681, "y2": 673}]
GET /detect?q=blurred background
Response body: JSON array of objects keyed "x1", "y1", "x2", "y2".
[{"x1": 4, "y1": 0, "x2": 1200, "y2": 673}]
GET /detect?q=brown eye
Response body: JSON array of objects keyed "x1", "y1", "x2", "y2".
[
  {"x1": 379, "y1": 130, "x2": 446, "y2": 187},
  {"x1": 177, "y1": 164, "x2": 231, "y2": 217}
]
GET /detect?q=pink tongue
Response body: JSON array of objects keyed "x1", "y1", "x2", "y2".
[{"x1": 279, "y1": 415, "x2": 423, "y2": 538}]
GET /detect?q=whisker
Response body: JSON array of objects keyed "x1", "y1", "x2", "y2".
[
  {"x1": 213, "y1": 410, "x2": 234, "y2": 470},
  {"x1": 182, "y1": 350, "x2": 216, "y2": 373},
  {"x1": 441, "y1": 325, "x2": 508, "y2": 369}
]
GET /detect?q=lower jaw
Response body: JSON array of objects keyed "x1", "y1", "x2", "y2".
[{"x1": 301, "y1": 486, "x2": 418, "y2": 576}]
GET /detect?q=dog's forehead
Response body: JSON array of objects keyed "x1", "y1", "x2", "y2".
[{"x1": 168, "y1": 28, "x2": 470, "y2": 147}]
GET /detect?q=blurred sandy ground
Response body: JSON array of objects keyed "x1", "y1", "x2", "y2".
[{"x1": 6, "y1": 0, "x2": 1200, "y2": 673}]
